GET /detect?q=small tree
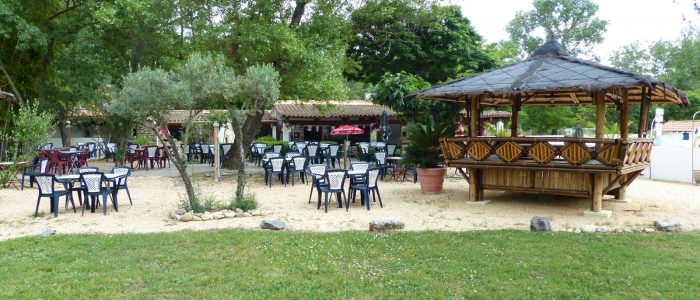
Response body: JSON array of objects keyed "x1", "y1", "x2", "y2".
[
  {"x1": 227, "y1": 64, "x2": 280, "y2": 202},
  {"x1": 7, "y1": 102, "x2": 54, "y2": 161},
  {"x1": 109, "y1": 53, "x2": 238, "y2": 209}
]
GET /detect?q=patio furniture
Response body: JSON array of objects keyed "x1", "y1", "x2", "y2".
[
  {"x1": 286, "y1": 156, "x2": 307, "y2": 186},
  {"x1": 71, "y1": 167, "x2": 100, "y2": 206},
  {"x1": 159, "y1": 147, "x2": 171, "y2": 168},
  {"x1": 386, "y1": 144, "x2": 398, "y2": 156},
  {"x1": 79, "y1": 172, "x2": 118, "y2": 216},
  {"x1": 254, "y1": 144, "x2": 267, "y2": 166},
  {"x1": 111, "y1": 166, "x2": 132, "y2": 205},
  {"x1": 325, "y1": 144, "x2": 341, "y2": 168},
  {"x1": 376, "y1": 141, "x2": 386, "y2": 152},
  {"x1": 306, "y1": 164, "x2": 328, "y2": 204},
  {"x1": 20, "y1": 158, "x2": 49, "y2": 190},
  {"x1": 305, "y1": 144, "x2": 320, "y2": 164},
  {"x1": 86, "y1": 142, "x2": 96, "y2": 158},
  {"x1": 265, "y1": 157, "x2": 286, "y2": 188},
  {"x1": 358, "y1": 142, "x2": 370, "y2": 161},
  {"x1": 348, "y1": 167, "x2": 382, "y2": 210},
  {"x1": 104, "y1": 143, "x2": 117, "y2": 161},
  {"x1": 318, "y1": 169, "x2": 348, "y2": 213},
  {"x1": 126, "y1": 148, "x2": 142, "y2": 169},
  {"x1": 220, "y1": 143, "x2": 233, "y2": 165},
  {"x1": 374, "y1": 152, "x2": 391, "y2": 180},
  {"x1": 146, "y1": 146, "x2": 159, "y2": 169},
  {"x1": 272, "y1": 144, "x2": 283, "y2": 154},
  {"x1": 34, "y1": 173, "x2": 75, "y2": 217}
]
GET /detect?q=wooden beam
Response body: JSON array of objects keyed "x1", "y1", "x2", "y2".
[
  {"x1": 638, "y1": 85, "x2": 651, "y2": 137},
  {"x1": 591, "y1": 173, "x2": 604, "y2": 212},
  {"x1": 456, "y1": 167, "x2": 470, "y2": 182},
  {"x1": 595, "y1": 90, "x2": 606, "y2": 150},
  {"x1": 511, "y1": 93, "x2": 521, "y2": 137},
  {"x1": 616, "y1": 89, "x2": 629, "y2": 200},
  {"x1": 602, "y1": 174, "x2": 624, "y2": 194},
  {"x1": 469, "y1": 95, "x2": 480, "y2": 201}
]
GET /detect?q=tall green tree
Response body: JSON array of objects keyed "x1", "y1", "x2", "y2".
[
  {"x1": 348, "y1": 0, "x2": 495, "y2": 84},
  {"x1": 610, "y1": 28, "x2": 700, "y2": 121},
  {"x1": 506, "y1": 0, "x2": 608, "y2": 59}
]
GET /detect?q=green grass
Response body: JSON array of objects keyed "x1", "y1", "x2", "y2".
[{"x1": 1, "y1": 230, "x2": 699, "y2": 299}]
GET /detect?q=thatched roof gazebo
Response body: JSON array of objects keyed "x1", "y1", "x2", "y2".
[{"x1": 410, "y1": 40, "x2": 689, "y2": 217}]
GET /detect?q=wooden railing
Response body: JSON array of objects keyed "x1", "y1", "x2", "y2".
[{"x1": 440, "y1": 137, "x2": 653, "y2": 173}]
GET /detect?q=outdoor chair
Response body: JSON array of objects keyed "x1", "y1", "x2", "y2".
[
  {"x1": 75, "y1": 150, "x2": 90, "y2": 168},
  {"x1": 358, "y1": 142, "x2": 370, "y2": 161},
  {"x1": 306, "y1": 164, "x2": 328, "y2": 204},
  {"x1": 72, "y1": 167, "x2": 100, "y2": 206},
  {"x1": 348, "y1": 162, "x2": 370, "y2": 198},
  {"x1": 111, "y1": 166, "x2": 133, "y2": 205},
  {"x1": 126, "y1": 148, "x2": 142, "y2": 169},
  {"x1": 386, "y1": 144, "x2": 398, "y2": 156},
  {"x1": 295, "y1": 142, "x2": 307, "y2": 153},
  {"x1": 288, "y1": 142, "x2": 297, "y2": 152},
  {"x1": 285, "y1": 152, "x2": 301, "y2": 159},
  {"x1": 21, "y1": 158, "x2": 49, "y2": 190},
  {"x1": 191, "y1": 143, "x2": 202, "y2": 162},
  {"x1": 34, "y1": 173, "x2": 75, "y2": 217},
  {"x1": 199, "y1": 144, "x2": 210, "y2": 164},
  {"x1": 79, "y1": 172, "x2": 117, "y2": 216},
  {"x1": 220, "y1": 143, "x2": 233, "y2": 165},
  {"x1": 254, "y1": 144, "x2": 267, "y2": 166},
  {"x1": 376, "y1": 142, "x2": 386, "y2": 153},
  {"x1": 146, "y1": 146, "x2": 159, "y2": 169},
  {"x1": 326, "y1": 144, "x2": 341, "y2": 168},
  {"x1": 265, "y1": 157, "x2": 286, "y2": 188},
  {"x1": 48, "y1": 150, "x2": 71, "y2": 175},
  {"x1": 42, "y1": 143, "x2": 53, "y2": 150},
  {"x1": 272, "y1": 144, "x2": 283, "y2": 154},
  {"x1": 286, "y1": 156, "x2": 307, "y2": 186},
  {"x1": 105, "y1": 143, "x2": 117, "y2": 161},
  {"x1": 318, "y1": 169, "x2": 348, "y2": 213},
  {"x1": 86, "y1": 142, "x2": 96, "y2": 158},
  {"x1": 374, "y1": 152, "x2": 391, "y2": 180},
  {"x1": 159, "y1": 147, "x2": 171, "y2": 168},
  {"x1": 348, "y1": 167, "x2": 382, "y2": 211},
  {"x1": 305, "y1": 144, "x2": 320, "y2": 164}
]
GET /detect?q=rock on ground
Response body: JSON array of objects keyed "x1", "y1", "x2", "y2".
[
  {"x1": 260, "y1": 219, "x2": 286, "y2": 230},
  {"x1": 180, "y1": 212, "x2": 194, "y2": 222},
  {"x1": 213, "y1": 212, "x2": 225, "y2": 220},
  {"x1": 530, "y1": 216, "x2": 551, "y2": 232},
  {"x1": 654, "y1": 220, "x2": 681, "y2": 232},
  {"x1": 223, "y1": 212, "x2": 236, "y2": 218},
  {"x1": 36, "y1": 227, "x2": 56, "y2": 237},
  {"x1": 369, "y1": 217, "x2": 405, "y2": 232},
  {"x1": 201, "y1": 213, "x2": 214, "y2": 221},
  {"x1": 176, "y1": 208, "x2": 187, "y2": 215}
]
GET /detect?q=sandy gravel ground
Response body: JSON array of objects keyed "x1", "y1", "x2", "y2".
[{"x1": 1, "y1": 163, "x2": 699, "y2": 241}]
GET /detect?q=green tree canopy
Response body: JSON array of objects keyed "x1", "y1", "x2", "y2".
[
  {"x1": 506, "y1": 0, "x2": 608, "y2": 59},
  {"x1": 348, "y1": 0, "x2": 495, "y2": 84}
]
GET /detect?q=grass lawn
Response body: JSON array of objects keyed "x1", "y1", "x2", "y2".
[{"x1": 1, "y1": 230, "x2": 698, "y2": 299}]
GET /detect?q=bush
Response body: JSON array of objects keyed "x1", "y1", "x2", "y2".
[
  {"x1": 134, "y1": 134, "x2": 151, "y2": 146},
  {"x1": 229, "y1": 193, "x2": 258, "y2": 212}
]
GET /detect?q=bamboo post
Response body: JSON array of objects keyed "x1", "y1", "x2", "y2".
[
  {"x1": 638, "y1": 85, "x2": 650, "y2": 137},
  {"x1": 469, "y1": 95, "x2": 480, "y2": 201},
  {"x1": 616, "y1": 89, "x2": 629, "y2": 200},
  {"x1": 511, "y1": 93, "x2": 521, "y2": 137},
  {"x1": 591, "y1": 90, "x2": 606, "y2": 212}
]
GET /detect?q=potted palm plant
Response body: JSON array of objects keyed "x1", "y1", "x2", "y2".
[{"x1": 402, "y1": 119, "x2": 456, "y2": 194}]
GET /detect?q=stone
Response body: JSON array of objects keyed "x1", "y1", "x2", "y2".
[
  {"x1": 201, "y1": 213, "x2": 214, "y2": 221},
  {"x1": 213, "y1": 212, "x2": 225, "y2": 220},
  {"x1": 529, "y1": 216, "x2": 551, "y2": 232},
  {"x1": 176, "y1": 208, "x2": 187, "y2": 215},
  {"x1": 180, "y1": 212, "x2": 194, "y2": 222},
  {"x1": 653, "y1": 220, "x2": 681, "y2": 232},
  {"x1": 36, "y1": 227, "x2": 56, "y2": 237},
  {"x1": 573, "y1": 228, "x2": 582, "y2": 233},
  {"x1": 237, "y1": 212, "x2": 252, "y2": 218},
  {"x1": 595, "y1": 226, "x2": 610, "y2": 233},
  {"x1": 250, "y1": 210, "x2": 263, "y2": 216},
  {"x1": 168, "y1": 211, "x2": 177, "y2": 219},
  {"x1": 644, "y1": 228, "x2": 656, "y2": 233},
  {"x1": 260, "y1": 219, "x2": 286, "y2": 230},
  {"x1": 235, "y1": 208, "x2": 244, "y2": 213},
  {"x1": 175, "y1": 214, "x2": 182, "y2": 221},
  {"x1": 369, "y1": 217, "x2": 405, "y2": 232},
  {"x1": 192, "y1": 216, "x2": 203, "y2": 221},
  {"x1": 583, "y1": 209, "x2": 612, "y2": 218},
  {"x1": 223, "y1": 212, "x2": 236, "y2": 218},
  {"x1": 581, "y1": 225, "x2": 597, "y2": 233}
]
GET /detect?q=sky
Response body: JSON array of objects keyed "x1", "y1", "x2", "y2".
[{"x1": 451, "y1": 0, "x2": 700, "y2": 63}]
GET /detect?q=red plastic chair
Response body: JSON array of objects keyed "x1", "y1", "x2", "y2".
[{"x1": 159, "y1": 147, "x2": 170, "y2": 168}]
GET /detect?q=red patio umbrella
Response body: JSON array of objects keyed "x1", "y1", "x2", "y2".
[{"x1": 331, "y1": 125, "x2": 364, "y2": 167}]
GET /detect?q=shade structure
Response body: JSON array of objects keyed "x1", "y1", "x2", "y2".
[
  {"x1": 410, "y1": 39, "x2": 689, "y2": 106},
  {"x1": 331, "y1": 125, "x2": 364, "y2": 135},
  {"x1": 331, "y1": 125, "x2": 364, "y2": 168}
]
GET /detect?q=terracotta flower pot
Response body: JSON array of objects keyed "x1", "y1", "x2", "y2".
[{"x1": 416, "y1": 167, "x2": 446, "y2": 194}]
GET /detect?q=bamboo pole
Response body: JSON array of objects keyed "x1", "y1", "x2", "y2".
[
  {"x1": 469, "y1": 95, "x2": 480, "y2": 201},
  {"x1": 511, "y1": 93, "x2": 521, "y2": 137},
  {"x1": 592, "y1": 90, "x2": 606, "y2": 212},
  {"x1": 638, "y1": 85, "x2": 650, "y2": 137},
  {"x1": 616, "y1": 89, "x2": 629, "y2": 200}
]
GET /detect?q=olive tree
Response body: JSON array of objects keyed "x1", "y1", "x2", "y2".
[
  {"x1": 109, "y1": 53, "x2": 238, "y2": 209},
  {"x1": 227, "y1": 64, "x2": 280, "y2": 202}
]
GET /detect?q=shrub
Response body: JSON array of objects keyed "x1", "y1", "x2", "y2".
[
  {"x1": 229, "y1": 193, "x2": 258, "y2": 212},
  {"x1": 134, "y1": 134, "x2": 151, "y2": 146}
]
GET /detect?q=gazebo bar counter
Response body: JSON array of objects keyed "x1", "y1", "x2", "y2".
[{"x1": 411, "y1": 40, "x2": 689, "y2": 216}]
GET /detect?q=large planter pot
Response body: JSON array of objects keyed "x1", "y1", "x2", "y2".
[{"x1": 416, "y1": 167, "x2": 446, "y2": 194}]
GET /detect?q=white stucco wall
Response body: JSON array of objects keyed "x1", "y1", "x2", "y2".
[{"x1": 643, "y1": 145, "x2": 700, "y2": 183}]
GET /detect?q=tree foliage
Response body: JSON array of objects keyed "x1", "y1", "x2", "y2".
[
  {"x1": 348, "y1": 0, "x2": 495, "y2": 84},
  {"x1": 506, "y1": 0, "x2": 608, "y2": 59}
]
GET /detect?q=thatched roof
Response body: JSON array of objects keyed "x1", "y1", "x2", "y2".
[{"x1": 410, "y1": 39, "x2": 688, "y2": 106}]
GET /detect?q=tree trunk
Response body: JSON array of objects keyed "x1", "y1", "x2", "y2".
[
  {"x1": 59, "y1": 124, "x2": 69, "y2": 147},
  {"x1": 152, "y1": 126, "x2": 197, "y2": 208},
  {"x1": 290, "y1": 0, "x2": 309, "y2": 27},
  {"x1": 233, "y1": 122, "x2": 246, "y2": 202},
  {"x1": 222, "y1": 111, "x2": 263, "y2": 169}
]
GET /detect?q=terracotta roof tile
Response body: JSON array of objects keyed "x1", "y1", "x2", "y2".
[
  {"x1": 663, "y1": 120, "x2": 700, "y2": 132},
  {"x1": 274, "y1": 100, "x2": 395, "y2": 119}
]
